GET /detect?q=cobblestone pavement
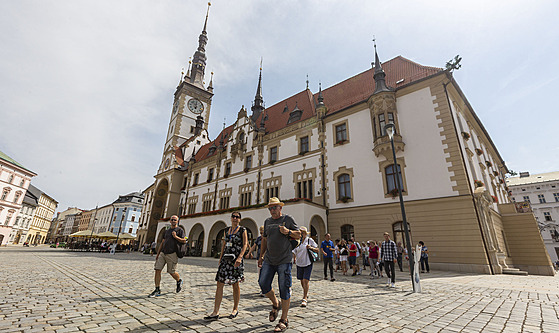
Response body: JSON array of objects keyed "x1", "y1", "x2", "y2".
[{"x1": 1, "y1": 246, "x2": 558, "y2": 333}]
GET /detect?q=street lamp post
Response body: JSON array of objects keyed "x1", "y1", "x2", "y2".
[{"x1": 384, "y1": 123, "x2": 417, "y2": 292}]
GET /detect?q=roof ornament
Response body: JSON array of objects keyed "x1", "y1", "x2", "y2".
[
  {"x1": 445, "y1": 55, "x2": 462, "y2": 73},
  {"x1": 372, "y1": 36, "x2": 392, "y2": 94},
  {"x1": 179, "y1": 68, "x2": 185, "y2": 83},
  {"x1": 306, "y1": 74, "x2": 309, "y2": 90},
  {"x1": 186, "y1": 57, "x2": 192, "y2": 77},
  {"x1": 207, "y1": 71, "x2": 214, "y2": 91},
  {"x1": 317, "y1": 82, "x2": 324, "y2": 106}
]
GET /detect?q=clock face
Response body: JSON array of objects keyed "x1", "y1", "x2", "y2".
[{"x1": 187, "y1": 98, "x2": 204, "y2": 114}]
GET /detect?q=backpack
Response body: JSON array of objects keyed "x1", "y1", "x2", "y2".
[
  {"x1": 174, "y1": 227, "x2": 187, "y2": 258},
  {"x1": 305, "y1": 238, "x2": 318, "y2": 262}
]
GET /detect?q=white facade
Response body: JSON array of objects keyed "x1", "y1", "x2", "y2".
[
  {"x1": 0, "y1": 151, "x2": 36, "y2": 245},
  {"x1": 507, "y1": 172, "x2": 559, "y2": 263},
  {"x1": 9, "y1": 193, "x2": 37, "y2": 244}
]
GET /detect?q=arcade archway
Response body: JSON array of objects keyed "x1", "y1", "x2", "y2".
[
  {"x1": 188, "y1": 223, "x2": 205, "y2": 257},
  {"x1": 310, "y1": 215, "x2": 326, "y2": 246},
  {"x1": 148, "y1": 178, "x2": 169, "y2": 243},
  {"x1": 240, "y1": 218, "x2": 258, "y2": 250},
  {"x1": 207, "y1": 221, "x2": 227, "y2": 258}
]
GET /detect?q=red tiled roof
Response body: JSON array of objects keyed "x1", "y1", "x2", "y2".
[
  {"x1": 316, "y1": 56, "x2": 442, "y2": 115},
  {"x1": 194, "y1": 124, "x2": 235, "y2": 161},
  {"x1": 253, "y1": 89, "x2": 316, "y2": 133},
  {"x1": 194, "y1": 56, "x2": 442, "y2": 163}
]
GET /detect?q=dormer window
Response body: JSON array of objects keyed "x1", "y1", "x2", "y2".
[{"x1": 287, "y1": 103, "x2": 303, "y2": 124}]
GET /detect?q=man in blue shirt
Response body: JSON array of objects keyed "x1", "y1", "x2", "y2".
[{"x1": 321, "y1": 233, "x2": 335, "y2": 281}]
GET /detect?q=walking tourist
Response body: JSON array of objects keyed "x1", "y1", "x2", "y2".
[
  {"x1": 321, "y1": 233, "x2": 335, "y2": 281},
  {"x1": 338, "y1": 239, "x2": 348, "y2": 275},
  {"x1": 379, "y1": 232, "x2": 398, "y2": 288},
  {"x1": 148, "y1": 215, "x2": 186, "y2": 297},
  {"x1": 348, "y1": 239, "x2": 358, "y2": 276},
  {"x1": 292, "y1": 226, "x2": 318, "y2": 307},
  {"x1": 351, "y1": 237, "x2": 362, "y2": 275},
  {"x1": 246, "y1": 225, "x2": 265, "y2": 296},
  {"x1": 150, "y1": 240, "x2": 157, "y2": 256},
  {"x1": 368, "y1": 241, "x2": 381, "y2": 278},
  {"x1": 204, "y1": 212, "x2": 248, "y2": 320},
  {"x1": 397, "y1": 241, "x2": 404, "y2": 272},
  {"x1": 419, "y1": 241, "x2": 430, "y2": 273},
  {"x1": 334, "y1": 239, "x2": 341, "y2": 272},
  {"x1": 257, "y1": 197, "x2": 301, "y2": 332}
]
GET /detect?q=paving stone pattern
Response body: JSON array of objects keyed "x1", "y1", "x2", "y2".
[{"x1": 1, "y1": 246, "x2": 558, "y2": 332}]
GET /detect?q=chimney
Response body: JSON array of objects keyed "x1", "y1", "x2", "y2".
[{"x1": 519, "y1": 172, "x2": 530, "y2": 178}]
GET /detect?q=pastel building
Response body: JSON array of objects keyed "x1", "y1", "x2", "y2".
[
  {"x1": 108, "y1": 192, "x2": 144, "y2": 236},
  {"x1": 25, "y1": 185, "x2": 58, "y2": 245},
  {"x1": 507, "y1": 172, "x2": 559, "y2": 263},
  {"x1": 142, "y1": 7, "x2": 554, "y2": 275},
  {"x1": 0, "y1": 150, "x2": 36, "y2": 246}
]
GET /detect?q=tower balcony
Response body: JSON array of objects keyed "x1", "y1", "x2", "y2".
[{"x1": 373, "y1": 134, "x2": 405, "y2": 159}]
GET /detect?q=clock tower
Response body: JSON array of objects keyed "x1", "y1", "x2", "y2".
[{"x1": 158, "y1": 3, "x2": 213, "y2": 176}]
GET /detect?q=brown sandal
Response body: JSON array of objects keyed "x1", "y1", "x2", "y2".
[
  {"x1": 274, "y1": 318, "x2": 288, "y2": 332},
  {"x1": 269, "y1": 303, "x2": 280, "y2": 322}
]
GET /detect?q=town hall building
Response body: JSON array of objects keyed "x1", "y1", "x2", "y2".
[{"x1": 137, "y1": 5, "x2": 554, "y2": 275}]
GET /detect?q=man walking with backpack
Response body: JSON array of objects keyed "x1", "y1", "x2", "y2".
[
  {"x1": 258, "y1": 197, "x2": 301, "y2": 332},
  {"x1": 149, "y1": 215, "x2": 186, "y2": 297}
]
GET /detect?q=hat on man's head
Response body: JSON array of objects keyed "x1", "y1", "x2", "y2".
[
  {"x1": 299, "y1": 226, "x2": 308, "y2": 233},
  {"x1": 266, "y1": 197, "x2": 284, "y2": 207}
]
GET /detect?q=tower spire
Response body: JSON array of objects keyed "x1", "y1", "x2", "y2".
[
  {"x1": 372, "y1": 38, "x2": 392, "y2": 94},
  {"x1": 251, "y1": 58, "x2": 265, "y2": 123},
  {"x1": 190, "y1": 2, "x2": 211, "y2": 86}
]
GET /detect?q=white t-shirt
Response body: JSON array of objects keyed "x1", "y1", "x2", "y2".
[{"x1": 292, "y1": 236, "x2": 318, "y2": 267}]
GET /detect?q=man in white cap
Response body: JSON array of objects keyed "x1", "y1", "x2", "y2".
[{"x1": 258, "y1": 197, "x2": 301, "y2": 332}]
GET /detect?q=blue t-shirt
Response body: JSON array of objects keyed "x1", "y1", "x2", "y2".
[{"x1": 321, "y1": 240, "x2": 334, "y2": 258}]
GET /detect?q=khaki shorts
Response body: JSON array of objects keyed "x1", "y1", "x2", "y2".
[{"x1": 154, "y1": 252, "x2": 178, "y2": 274}]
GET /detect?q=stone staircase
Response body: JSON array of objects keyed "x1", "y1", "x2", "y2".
[{"x1": 502, "y1": 267, "x2": 529, "y2": 275}]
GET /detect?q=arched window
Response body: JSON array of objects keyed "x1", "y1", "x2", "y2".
[
  {"x1": 385, "y1": 164, "x2": 403, "y2": 193},
  {"x1": 338, "y1": 174, "x2": 351, "y2": 199},
  {"x1": 340, "y1": 224, "x2": 354, "y2": 241},
  {"x1": 392, "y1": 221, "x2": 412, "y2": 249}
]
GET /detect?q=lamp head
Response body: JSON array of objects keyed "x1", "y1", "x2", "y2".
[{"x1": 384, "y1": 123, "x2": 396, "y2": 139}]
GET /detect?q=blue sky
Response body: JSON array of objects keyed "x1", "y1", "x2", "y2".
[{"x1": 1, "y1": 0, "x2": 558, "y2": 212}]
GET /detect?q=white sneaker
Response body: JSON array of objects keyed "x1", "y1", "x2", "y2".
[
  {"x1": 391, "y1": 282, "x2": 395, "y2": 288},
  {"x1": 387, "y1": 278, "x2": 391, "y2": 286}
]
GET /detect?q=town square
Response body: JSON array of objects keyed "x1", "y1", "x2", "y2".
[
  {"x1": 1, "y1": 1, "x2": 559, "y2": 332},
  {"x1": 1, "y1": 246, "x2": 559, "y2": 332}
]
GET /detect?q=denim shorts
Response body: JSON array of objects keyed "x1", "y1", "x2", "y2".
[
  {"x1": 296, "y1": 264, "x2": 313, "y2": 281},
  {"x1": 348, "y1": 256, "x2": 356, "y2": 266},
  {"x1": 259, "y1": 261, "x2": 292, "y2": 300}
]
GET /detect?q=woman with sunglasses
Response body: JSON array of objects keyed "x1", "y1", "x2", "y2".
[{"x1": 205, "y1": 212, "x2": 248, "y2": 321}]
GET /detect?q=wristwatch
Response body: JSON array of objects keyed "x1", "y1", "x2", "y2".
[{"x1": 288, "y1": 230, "x2": 291, "y2": 236}]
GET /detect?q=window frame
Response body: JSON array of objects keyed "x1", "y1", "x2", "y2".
[
  {"x1": 332, "y1": 120, "x2": 350, "y2": 146},
  {"x1": 333, "y1": 166, "x2": 354, "y2": 203}
]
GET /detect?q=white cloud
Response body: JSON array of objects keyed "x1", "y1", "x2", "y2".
[{"x1": 1, "y1": 0, "x2": 558, "y2": 211}]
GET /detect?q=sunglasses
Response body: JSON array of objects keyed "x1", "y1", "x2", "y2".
[
  {"x1": 267, "y1": 206, "x2": 280, "y2": 211},
  {"x1": 231, "y1": 215, "x2": 241, "y2": 219}
]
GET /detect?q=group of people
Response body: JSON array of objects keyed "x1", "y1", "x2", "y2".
[{"x1": 147, "y1": 197, "x2": 430, "y2": 332}]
